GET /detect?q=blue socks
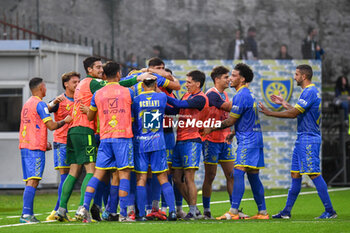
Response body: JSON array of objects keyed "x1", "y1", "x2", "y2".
[
  {"x1": 202, "y1": 196, "x2": 211, "y2": 209},
  {"x1": 83, "y1": 176, "x2": 100, "y2": 211},
  {"x1": 231, "y1": 169, "x2": 245, "y2": 209},
  {"x1": 22, "y1": 186, "x2": 36, "y2": 215},
  {"x1": 282, "y1": 177, "x2": 302, "y2": 213},
  {"x1": 136, "y1": 186, "x2": 147, "y2": 217},
  {"x1": 106, "y1": 185, "x2": 119, "y2": 213},
  {"x1": 161, "y1": 174, "x2": 173, "y2": 208},
  {"x1": 146, "y1": 177, "x2": 152, "y2": 210},
  {"x1": 128, "y1": 173, "x2": 136, "y2": 208},
  {"x1": 93, "y1": 181, "x2": 107, "y2": 208},
  {"x1": 312, "y1": 175, "x2": 334, "y2": 213},
  {"x1": 119, "y1": 179, "x2": 130, "y2": 217},
  {"x1": 247, "y1": 173, "x2": 266, "y2": 211},
  {"x1": 54, "y1": 173, "x2": 68, "y2": 211},
  {"x1": 102, "y1": 183, "x2": 110, "y2": 207},
  {"x1": 83, "y1": 191, "x2": 95, "y2": 211},
  {"x1": 151, "y1": 174, "x2": 161, "y2": 207},
  {"x1": 161, "y1": 182, "x2": 175, "y2": 212}
]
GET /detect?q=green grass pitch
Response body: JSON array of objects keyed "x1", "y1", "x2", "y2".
[{"x1": 0, "y1": 188, "x2": 349, "y2": 233}]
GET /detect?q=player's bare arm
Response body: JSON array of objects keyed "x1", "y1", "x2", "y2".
[
  {"x1": 136, "y1": 72, "x2": 155, "y2": 82},
  {"x1": 48, "y1": 94, "x2": 65, "y2": 111},
  {"x1": 220, "y1": 101, "x2": 233, "y2": 112},
  {"x1": 79, "y1": 104, "x2": 89, "y2": 114},
  {"x1": 203, "y1": 116, "x2": 238, "y2": 136},
  {"x1": 142, "y1": 68, "x2": 175, "y2": 81},
  {"x1": 225, "y1": 129, "x2": 235, "y2": 144},
  {"x1": 270, "y1": 93, "x2": 294, "y2": 110},
  {"x1": 259, "y1": 101, "x2": 300, "y2": 118},
  {"x1": 45, "y1": 115, "x2": 72, "y2": 131},
  {"x1": 87, "y1": 108, "x2": 97, "y2": 121}
]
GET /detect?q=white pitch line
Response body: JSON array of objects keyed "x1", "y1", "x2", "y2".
[
  {"x1": 1, "y1": 187, "x2": 349, "y2": 228},
  {"x1": 0, "y1": 220, "x2": 54, "y2": 228},
  {"x1": 7, "y1": 213, "x2": 42, "y2": 219}
]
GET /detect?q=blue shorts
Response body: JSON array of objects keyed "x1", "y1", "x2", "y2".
[
  {"x1": 96, "y1": 138, "x2": 134, "y2": 170},
  {"x1": 234, "y1": 146, "x2": 264, "y2": 169},
  {"x1": 134, "y1": 149, "x2": 168, "y2": 173},
  {"x1": 291, "y1": 143, "x2": 320, "y2": 175},
  {"x1": 203, "y1": 141, "x2": 235, "y2": 164},
  {"x1": 172, "y1": 141, "x2": 202, "y2": 169},
  {"x1": 21, "y1": 149, "x2": 45, "y2": 181},
  {"x1": 53, "y1": 142, "x2": 69, "y2": 169},
  {"x1": 164, "y1": 133, "x2": 175, "y2": 164}
]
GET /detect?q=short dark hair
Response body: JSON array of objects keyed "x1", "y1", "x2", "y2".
[
  {"x1": 83, "y1": 56, "x2": 101, "y2": 74},
  {"x1": 103, "y1": 61, "x2": 121, "y2": 79},
  {"x1": 148, "y1": 57, "x2": 164, "y2": 67},
  {"x1": 307, "y1": 26, "x2": 315, "y2": 35},
  {"x1": 143, "y1": 78, "x2": 157, "y2": 87},
  {"x1": 296, "y1": 64, "x2": 313, "y2": 80},
  {"x1": 165, "y1": 68, "x2": 173, "y2": 74},
  {"x1": 61, "y1": 71, "x2": 80, "y2": 90},
  {"x1": 234, "y1": 63, "x2": 254, "y2": 83},
  {"x1": 210, "y1": 66, "x2": 229, "y2": 83},
  {"x1": 29, "y1": 77, "x2": 43, "y2": 91},
  {"x1": 248, "y1": 26, "x2": 256, "y2": 33},
  {"x1": 187, "y1": 70, "x2": 206, "y2": 88}
]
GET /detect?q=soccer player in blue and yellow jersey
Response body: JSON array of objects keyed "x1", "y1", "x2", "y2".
[
  {"x1": 259, "y1": 64, "x2": 337, "y2": 219},
  {"x1": 204, "y1": 63, "x2": 268, "y2": 220},
  {"x1": 130, "y1": 58, "x2": 181, "y2": 219},
  {"x1": 19, "y1": 77, "x2": 72, "y2": 223},
  {"x1": 132, "y1": 77, "x2": 177, "y2": 221}
]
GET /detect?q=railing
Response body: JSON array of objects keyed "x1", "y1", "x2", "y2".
[{"x1": 322, "y1": 93, "x2": 350, "y2": 186}]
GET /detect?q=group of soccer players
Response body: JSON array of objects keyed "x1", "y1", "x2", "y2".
[{"x1": 18, "y1": 55, "x2": 337, "y2": 224}]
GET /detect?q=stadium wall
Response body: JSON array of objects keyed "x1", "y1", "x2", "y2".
[{"x1": 0, "y1": 0, "x2": 348, "y2": 82}]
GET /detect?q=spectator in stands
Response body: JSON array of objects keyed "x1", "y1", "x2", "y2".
[
  {"x1": 335, "y1": 75, "x2": 350, "y2": 121},
  {"x1": 315, "y1": 44, "x2": 325, "y2": 60},
  {"x1": 245, "y1": 26, "x2": 258, "y2": 60},
  {"x1": 227, "y1": 29, "x2": 246, "y2": 60},
  {"x1": 276, "y1": 44, "x2": 293, "y2": 60},
  {"x1": 301, "y1": 27, "x2": 320, "y2": 59},
  {"x1": 152, "y1": 45, "x2": 167, "y2": 60}
]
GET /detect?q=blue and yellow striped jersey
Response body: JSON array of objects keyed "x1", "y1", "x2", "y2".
[
  {"x1": 132, "y1": 91, "x2": 167, "y2": 153},
  {"x1": 230, "y1": 86, "x2": 263, "y2": 148},
  {"x1": 294, "y1": 84, "x2": 321, "y2": 144}
]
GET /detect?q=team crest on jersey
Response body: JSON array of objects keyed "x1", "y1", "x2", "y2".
[
  {"x1": 143, "y1": 110, "x2": 162, "y2": 129},
  {"x1": 108, "y1": 115, "x2": 118, "y2": 128},
  {"x1": 261, "y1": 78, "x2": 293, "y2": 111}
]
